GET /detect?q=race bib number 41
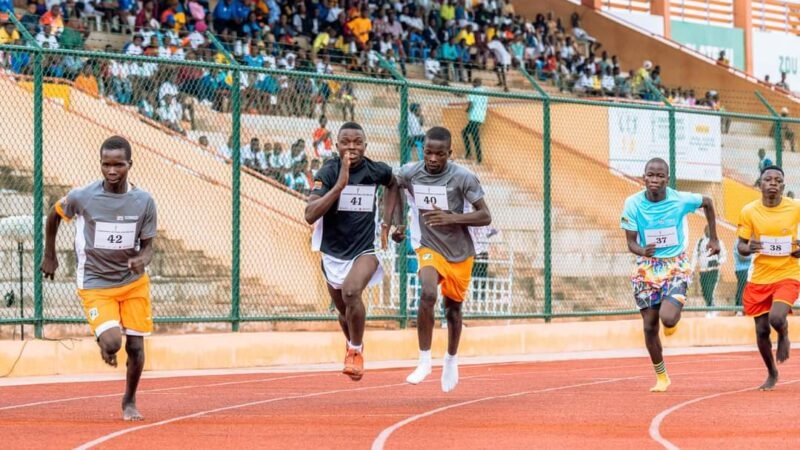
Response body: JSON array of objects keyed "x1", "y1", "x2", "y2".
[
  {"x1": 761, "y1": 235, "x2": 793, "y2": 256},
  {"x1": 94, "y1": 222, "x2": 137, "y2": 250},
  {"x1": 644, "y1": 227, "x2": 678, "y2": 248},
  {"x1": 338, "y1": 185, "x2": 375, "y2": 212},
  {"x1": 413, "y1": 185, "x2": 449, "y2": 211}
]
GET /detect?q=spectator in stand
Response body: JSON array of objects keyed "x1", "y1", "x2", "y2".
[
  {"x1": 135, "y1": 0, "x2": 159, "y2": 31},
  {"x1": 692, "y1": 225, "x2": 726, "y2": 318},
  {"x1": 198, "y1": 135, "x2": 210, "y2": 150},
  {"x1": 732, "y1": 237, "x2": 751, "y2": 315},
  {"x1": 40, "y1": 4, "x2": 64, "y2": 35},
  {"x1": 20, "y1": 3, "x2": 40, "y2": 33},
  {"x1": 240, "y1": 136, "x2": 260, "y2": 168},
  {"x1": 348, "y1": 7, "x2": 371, "y2": 50},
  {"x1": 487, "y1": 35, "x2": 511, "y2": 91},
  {"x1": 338, "y1": 80, "x2": 355, "y2": 121},
  {"x1": 600, "y1": 66, "x2": 614, "y2": 96},
  {"x1": 74, "y1": 63, "x2": 99, "y2": 96},
  {"x1": 157, "y1": 93, "x2": 185, "y2": 134},
  {"x1": 0, "y1": 20, "x2": 19, "y2": 46},
  {"x1": 309, "y1": 158, "x2": 321, "y2": 179},
  {"x1": 570, "y1": 12, "x2": 600, "y2": 55},
  {"x1": 424, "y1": 47, "x2": 445, "y2": 85},
  {"x1": 463, "y1": 77, "x2": 487, "y2": 163},
  {"x1": 217, "y1": 134, "x2": 234, "y2": 160},
  {"x1": 138, "y1": 91, "x2": 157, "y2": 120},
  {"x1": 312, "y1": 115, "x2": 334, "y2": 161},
  {"x1": 407, "y1": 102, "x2": 425, "y2": 160},
  {"x1": 265, "y1": 141, "x2": 287, "y2": 180},
  {"x1": 213, "y1": 0, "x2": 238, "y2": 35},
  {"x1": 768, "y1": 107, "x2": 796, "y2": 153},
  {"x1": 757, "y1": 148, "x2": 773, "y2": 176},
  {"x1": 776, "y1": 72, "x2": 790, "y2": 91},
  {"x1": 716, "y1": 50, "x2": 729, "y2": 66},
  {"x1": 36, "y1": 24, "x2": 60, "y2": 48}
]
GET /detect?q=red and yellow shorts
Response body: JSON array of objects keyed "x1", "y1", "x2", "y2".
[
  {"x1": 742, "y1": 279, "x2": 800, "y2": 317},
  {"x1": 416, "y1": 248, "x2": 474, "y2": 302},
  {"x1": 78, "y1": 274, "x2": 153, "y2": 337}
]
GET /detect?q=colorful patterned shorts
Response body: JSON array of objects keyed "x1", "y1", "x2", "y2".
[{"x1": 631, "y1": 253, "x2": 692, "y2": 310}]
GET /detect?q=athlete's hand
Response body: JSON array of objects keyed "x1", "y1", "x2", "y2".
[
  {"x1": 792, "y1": 240, "x2": 800, "y2": 258},
  {"x1": 334, "y1": 151, "x2": 351, "y2": 190},
  {"x1": 642, "y1": 243, "x2": 656, "y2": 257},
  {"x1": 423, "y1": 205, "x2": 455, "y2": 227},
  {"x1": 705, "y1": 238, "x2": 721, "y2": 256},
  {"x1": 128, "y1": 255, "x2": 147, "y2": 275},
  {"x1": 40, "y1": 255, "x2": 58, "y2": 280},
  {"x1": 391, "y1": 224, "x2": 406, "y2": 243},
  {"x1": 749, "y1": 240, "x2": 763, "y2": 254}
]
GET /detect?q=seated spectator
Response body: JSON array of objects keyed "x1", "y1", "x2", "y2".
[
  {"x1": 138, "y1": 92, "x2": 157, "y2": 120},
  {"x1": 716, "y1": 50, "x2": 729, "y2": 66},
  {"x1": 776, "y1": 72, "x2": 790, "y2": 91},
  {"x1": 347, "y1": 7, "x2": 371, "y2": 50},
  {"x1": 574, "y1": 67, "x2": 595, "y2": 95},
  {"x1": 424, "y1": 48, "x2": 445, "y2": 85},
  {"x1": 407, "y1": 103, "x2": 424, "y2": 161},
  {"x1": 309, "y1": 158, "x2": 320, "y2": 178},
  {"x1": 74, "y1": 64, "x2": 99, "y2": 96},
  {"x1": 285, "y1": 163, "x2": 311, "y2": 194},
  {"x1": 0, "y1": 20, "x2": 19, "y2": 46},
  {"x1": 40, "y1": 4, "x2": 64, "y2": 35},
  {"x1": 337, "y1": 80, "x2": 355, "y2": 121},
  {"x1": 212, "y1": 0, "x2": 237, "y2": 35},
  {"x1": 266, "y1": 142, "x2": 287, "y2": 180},
  {"x1": 36, "y1": 24, "x2": 60, "y2": 49},
  {"x1": 198, "y1": 135, "x2": 210, "y2": 150},
  {"x1": 20, "y1": 3, "x2": 40, "y2": 33},
  {"x1": 313, "y1": 115, "x2": 334, "y2": 161},
  {"x1": 157, "y1": 93, "x2": 185, "y2": 133},
  {"x1": 600, "y1": 66, "x2": 614, "y2": 96},
  {"x1": 135, "y1": 0, "x2": 159, "y2": 31},
  {"x1": 240, "y1": 137, "x2": 260, "y2": 168},
  {"x1": 218, "y1": 134, "x2": 234, "y2": 160}
]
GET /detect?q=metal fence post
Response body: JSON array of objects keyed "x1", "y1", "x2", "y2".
[
  {"x1": 518, "y1": 67, "x2": 552, "y2": 322},
  {"x1": 755, "y1": 92, "x2": 783, "y2": 167}
]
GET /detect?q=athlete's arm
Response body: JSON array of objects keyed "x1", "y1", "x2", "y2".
[
  {"x1": 625, "y1": 229, "x2": 655, "y2": 257},
  {"x1": 41, "y1": 205, "x2": 63, "y2": 280},
  {"x1": 391, "y1": 184, "x2": 407, "y2": 243},
  {"x1": 380, "y1": 176, "x2": 400, "y2": 249},
  {"x1": 304, "y1": 156, "x2": 350, "y2": 224},
  {"x1": 128, "y1": 238, "x2": 154, "y2": 275},
  {"x1": 699, "y1": 196, "x2": 721, "y2": 256},
  {"x1": 737, "y1": 237, "x2": 762, "y2": 257},
  {"x1": 423, "y1": 198, "x2": 491, "y2": 227}
]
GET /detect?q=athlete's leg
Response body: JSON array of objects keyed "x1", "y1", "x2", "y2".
[
  {"x1": 755, "y1": 313, "x2": 778, "y2": 390},
  {"x1": 97, "y1": 327, "x2": 123, "y2": 368},
  {"x1": 406, "y1": 266, "x2": 439, "y2": 385},
  {"x1": 769, "y1": 301, "x2": 792, "y2": 363},
  {"x1": 441, "y1": 296, "x2": 462, "y2": 393},
  {"x1": 659, "y1": 280, "x2": 687, "y2": 334},
  {"x1": 326, "y1": 284, "x2": 350, "y2": 343},
  {"x1": 122, "y1": 335, "x2": 145, "y2": 421},
  {"x1": 642, "y1": 306, "x2": 671, "y2": 392},
  {"x1": 340, "y1": 254, "x2": 379, "y2": 348}
]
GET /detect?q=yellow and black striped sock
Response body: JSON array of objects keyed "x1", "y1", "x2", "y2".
[{"x1": 654, "y1": 361, "x2": 666, "y2": 376}]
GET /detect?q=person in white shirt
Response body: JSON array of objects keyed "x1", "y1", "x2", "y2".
[
  {"x1": 692, "y1": 225, "x2": 727, "y2": 317},
  {"x1": 465, "y1": 201, "x2": 498, "y2": 301},
  {"x1": 158, "y1": 79, "x2": 179, "y2": 102},
  {"x1": 424, "y1": 49, "x2": 445, "y2": 85},
  {"x1": 487, "y1": 37, "x2": 511, "y2": 91},
  {"x1": 574, "y1": 68, "x2": 593, "y2": 95},
  {"x1": 125, "y1": 35, "x2": 145, "y2": 55},
  {"x1": 601, "y1": 67, "x2": 615, "y2": 96},
  {"x1": 36, "y1": 25, "x2": 60, "y2": 49}
]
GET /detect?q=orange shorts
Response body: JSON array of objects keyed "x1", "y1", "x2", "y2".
[
  {"x1": 416, "y1": 248, "x2": 474, "y2": 302},
  {"x1": 78, "y1": 274, "x2": 153, "y2": 337},
  {"x1": 742, "y1": 279, "x2": 800, "y2": 317}
]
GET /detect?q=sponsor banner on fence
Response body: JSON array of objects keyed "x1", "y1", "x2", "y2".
[{"x1": 608, "y1": 107, "x2": 722, "y2": 182}]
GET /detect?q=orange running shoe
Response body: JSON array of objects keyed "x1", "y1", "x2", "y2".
[{"x1": 343, "y1": 348, "x2": 364, "y2": 381}]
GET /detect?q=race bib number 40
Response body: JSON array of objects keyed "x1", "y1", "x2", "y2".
[
  {"x1": 644, "y1": 227, "x2": 678, "y2": 248},
  {"x1": 760, "y1": 235, "x2": 793, "y2": 256},
  {"x1": 94, "y1": 222, "x2": 137, "y2": 250},
  {"x1": 413, "y1": 185, "x2": 449, "y2": 211},
  {"x1": 338, "y1": 185, "x2": 376, "y2": 212}
]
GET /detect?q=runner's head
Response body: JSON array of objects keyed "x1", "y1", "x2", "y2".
[
  {"x1": 337, "y1": 122, "x2": 366, "y2": 166},
  {"x1": 759, "y1": 165, "x2": 785, "y2": 200},
  {"x1": 100, "y1": 135, "x2": 132, "y2": 187},
  {"x1": 643, "y1": 157, "x2": 668, "y2": 196},
  {"x1": 423, "y1": 126, "x2": 452, "y2": 174}
]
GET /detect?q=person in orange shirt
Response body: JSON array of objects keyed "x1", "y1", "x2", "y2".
[
  {"x1": 737, "y1": 165, "x2": 800, "y2": 391},
  {"x1": 74, "y1": 64, "x2": 99, "y2": 97},
  {"x1": 347, "y1": 7, "x2": 371, "y2": 49},
  {"x1": 39, "y1": 4, "x2": 64, "y2": 34}
]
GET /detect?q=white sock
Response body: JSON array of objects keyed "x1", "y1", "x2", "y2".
[
  {"x1": 347, "y1": 341, "x2": 363, "y2": 352},
  {"x1": 441, "y1": 353, "x2": 459, "y2": 393},
  {"x1": 406, "y1": 350, "x2": 432, "y2": 385}
]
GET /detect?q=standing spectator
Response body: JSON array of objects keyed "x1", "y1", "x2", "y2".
[
  {"x1": 487, "y1": 35, "x2": 510, "y2": 91},
  {"x1": 692, "y1": 225, "x2": 727, "y2": 318},
  {"x1": 312, "y1": 115, "x2": 334, "y2": 161},
  {"x1": 338, "y1": 80, "x2": 355, "y2": 121},
  {"x1": 732, "y1": 238, "x2": 751, "y2": 315},
  {"x1": 769, "y1": 107, "x2": 796, "y2": 153},
  {"x1": 74, "y1": 64, "x2": 99, "y2": 97},
  {"x1": 755, "y1": 148, "x2": 773, "y2": 186},
  {"x1": 407, "y1": 103, "x2": 425, "y2": 161},
  {"x1": 716, "y1": 50, "x2": 729, "y2": 66},
  {"x1": 462, "y1": 77, "x2": 487, "y2": 163},
  {"x1": 347, "y1": 7, "x2": 371, "y2": 50},
  {"x1": 776, "y1": 72, "x2": 790, "y2": 91},
  {"x1": 570, "y1": 12, "x2": 600, "y2": 55},
  {"x1": 465, "y1": 201, "x2": 498, "y2": 302},
  {"x1": 212, "y1": 0, "x2": 237, "y2": 34}
]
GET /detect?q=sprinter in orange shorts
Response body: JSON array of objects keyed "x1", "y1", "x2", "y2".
[
  {"x1": 737, "y1": 165, "x2": 800, "y2": 391},
  {"x1": 393, "y1": 126, "x2": 492, "y2": 393},
  {"x1": 41, "y1": 136, "x2": 157, "y2": 420}
]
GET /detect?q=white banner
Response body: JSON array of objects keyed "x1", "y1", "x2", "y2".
[
  {"x1": 608, "y1": 108, "x2": 722, "y2": 181},
  {"x1": 752, "y1": 30, "x2": 800, "y2": 91}
]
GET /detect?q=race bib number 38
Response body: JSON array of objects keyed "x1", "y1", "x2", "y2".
[
  {"x1": 338, "y1": 185, "x2": 376, "y2": 212},
  {"x1": 94, "y1": 222, "x2": 137, "y2": 250},
  {"x1": 413, "y1": 185, "x2": 449, "y2": 211},
  {"x1": 761, "y1": 235, "x2": 792, "y2": 256},
  {"x1": 644, "y1": 227, "x2": 678, "y2": 248}
]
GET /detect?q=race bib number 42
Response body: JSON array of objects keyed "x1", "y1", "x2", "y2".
[
  {"x1": 338, "y1": 185, "x2": 376, "y2": 212},
  {"x1": 413, "y1": 185, "x2": 449, "y2": 211},
  {"x1": 644, "y1": 227, "x2": 678, "y2": 248},
  {"x1": 761, "y1": 235, "x2": 793, "y2": 256},
  {"x1": 94, "y1": 222, "x2": 137, "y2": 250}
]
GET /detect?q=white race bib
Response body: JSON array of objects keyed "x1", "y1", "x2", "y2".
[
  {"x1": 94, "y1": 222, "x2": 137, "y2": 250},
  {"x1": 338, "y1": 185, "x2": 375, "y2": 212},
  {"x1": 761, "y1": 235, "x2": 793, "y2": 256},
  {"x1": 414, "y1": 185, "x2": 449, "y2": 211},
  {"x1": 644, "y1": 227, "x2": 678, "y2": 248}
]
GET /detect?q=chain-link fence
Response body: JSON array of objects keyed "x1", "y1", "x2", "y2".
[{"x1": 1, "y1": 35, "x2": 798, "y2": 337}]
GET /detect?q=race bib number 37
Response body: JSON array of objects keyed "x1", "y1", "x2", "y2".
[
  {"x1": 338, "y1": 185, "x2": 376, "y2": 212},
  {"x1": 761, "y1": 235, "x2": 792, "y2": 256},
  {"x1": 94, "y1": 222, "x2": 137, "y2": 250},
  {"x1": 413, "y1": 185, "x2": 449, "y2": 211},
  {"x1": 644, "y1": 227, "x2": 678, "y2": 248}
]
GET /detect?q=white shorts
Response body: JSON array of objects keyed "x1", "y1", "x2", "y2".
[{"x1": 321, "y1": 252, "x2": 384, "y2": 290}]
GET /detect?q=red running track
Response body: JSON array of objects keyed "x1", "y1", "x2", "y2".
[{"x1": 1, "y1": 351, "x2": 800, "y2": 449}]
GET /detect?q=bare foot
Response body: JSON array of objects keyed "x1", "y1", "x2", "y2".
[
  {"x1": 758, "y1": 372, "x2": 779, "y2": 391},
  {"x1": 123, "y1": 402, "x2": 144, "y2": 421},
  {"x1": 777, "y1": 335, "x2": 791, "y2": 363},
  {"x1": 101, "y1": 348, "x2": 117, "y2": 368}
]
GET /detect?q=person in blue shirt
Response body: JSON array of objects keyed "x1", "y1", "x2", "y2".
[
  {"x1": 733, "y1": 237, "x2": 752, "y2": 312},
  {"x1": 212, "y1": 0, "x2": 237, "y2": 34},
  {"x1": 462, "y1": 77, "x2": 486, "y2": 163},
  {"x1": 621, "y1": 157, "x2": 719, "y2": 392}
]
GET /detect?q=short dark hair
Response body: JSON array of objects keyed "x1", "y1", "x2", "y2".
[
  {"x1": 100, "y1": 135, "x2": 132, "y2": 160},
  {"x1": 339, "y1": 121, "x2": 364, "y2": 134},
  {"x1": 644, "y1": 157, "x2": 669, "y2": 173},
  {"x1": 761, "y1": 165, "x2": 784, "y2": 177},
  {"x1": 425, "y1": 126, "x2": 452, "y2": 146}
]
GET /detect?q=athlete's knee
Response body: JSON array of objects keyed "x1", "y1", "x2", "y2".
[
  {"x1": 125, "y1": 336, "x2": 144, "y2": 360},
  {"x1": 98, "y1": 330, "x2": 122, "y2": 355},
  {"x1": 642, "y1": 321, "x2": 659, "y2": 336},
  {"x1": 755, "y1": 318, "x2": 772, "y2": 339},
  {"x1": 660, "y1": 315, "x2": 679, "y2": 329},
  {"x1": 419, "y1": 287, "x2": 437, "y2": 310},
  {"x1": 340, "y1": 284, "x2": 364, "y2": 305},
  {"x1": 769, "y1": 312, "x2": 787, "y2": 331},
  {"x1": 444, "y1": 303, "x2": 462, "y2": 322}
]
